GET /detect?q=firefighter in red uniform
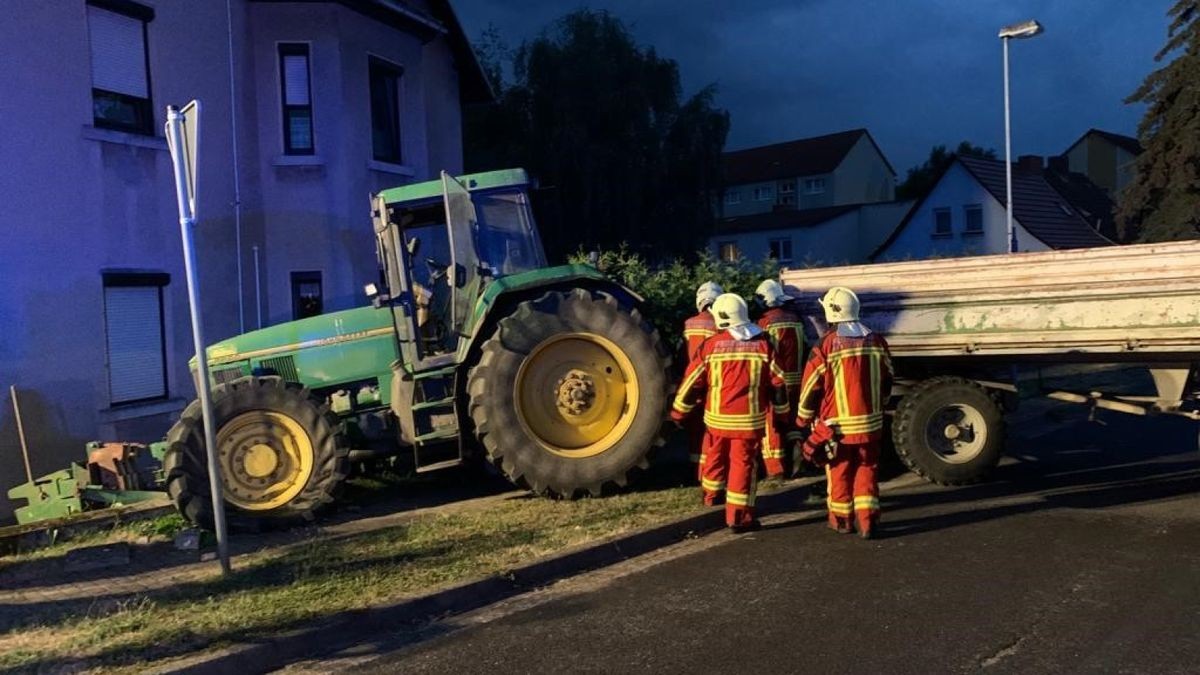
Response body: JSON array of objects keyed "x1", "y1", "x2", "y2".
[
  {"x1": 754, "y1": 279, "x2": 804, "y2": 476},
  {"x1": 672, "y1": 293, "x2": 789, "y2": 532},
  {"x1": 793, "y1": 286, "x2": 893, "y2": 539},
  {"x1": 681, "y1": 282, "x2": 724, "y2": 470}
]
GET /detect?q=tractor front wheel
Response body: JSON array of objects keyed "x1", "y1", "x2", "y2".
[
  {"x1": 163, "y1": 376, "x2": 349, "y2": 529},
  {"x1": 467, "y1": 289, "x2": 670, "y2": 497}
]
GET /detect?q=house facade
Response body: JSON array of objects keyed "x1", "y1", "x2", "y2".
[
  {"x1": 719, "y1": 129, "x2": 896, "y2": 218},
  {"x1": 0, "y1": 0, "x2": 487, "y2": 521},
  {"x1": 872, "y1": 155, "x2": 1112, "y2": 262},
  {"x1": 1063, "y1": 128, "x2": 1141, "y2": 196},
  {"x1": 709, "y1": 201, "x2": 913, "y2": 267}
]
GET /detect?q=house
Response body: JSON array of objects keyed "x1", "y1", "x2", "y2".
[
  {"x1": 0, "y1": 0, "x2": 488, "y2": 522},
  {"x1": 719, "y1": 129, "x2": 896, "y2": 218},
  {"x1": 708, "y1": 201, "x2": 913, "y2": 266},
  {"x1": 1062, "y1": 128, "x2": 1142, "y2": 195},
  {"x1": 872, "y1": 155, "x2": 1113, "y2": 262}
]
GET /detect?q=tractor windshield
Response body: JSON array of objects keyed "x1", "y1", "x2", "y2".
[{"x1": 473, "y1": 190, "x2": 547, "y2": 277}]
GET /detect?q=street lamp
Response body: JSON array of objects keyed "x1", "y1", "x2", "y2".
[{"x1": 999, "y1": 19, "x2": 1043, "y2": 253}]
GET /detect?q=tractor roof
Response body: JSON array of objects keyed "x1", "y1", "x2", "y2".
[{"x1": 378, "y1": 168, "x2": 530, "y2": 205}]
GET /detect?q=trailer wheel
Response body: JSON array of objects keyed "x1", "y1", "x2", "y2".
[
  {"x1": 892, "y1": 377, "x2": 1005, "y2": 485},
  {"x1": 467, "y1": 288, "x2": 670, "y2": 497},
  {"x1": 163, "y1": 376, "x2": 349, "y2": 529}
]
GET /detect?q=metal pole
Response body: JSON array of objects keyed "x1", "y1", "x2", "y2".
[
  {"x1": 226, "y1": 0, "x2": 245, "y2": 334},
  {"x1": 1003, "y1": 36, "x2": 1016, "y2": 253},
  {"x1": 252, "y1": 244, "x2": 262, "y2": 329},
  {"x1": 9, "y1": 386, "x2": 33, "y2": 484},
  {"x1": 166, "y1": 106, "x2": 231, "y2": 575}
]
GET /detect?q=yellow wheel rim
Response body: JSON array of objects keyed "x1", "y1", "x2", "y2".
[
  {"x1": 216, "y1": 410, "x2": 315, "y2": 511},
  {"x1": 514, "y1": 333, "x2": 639, "y2": 458}
]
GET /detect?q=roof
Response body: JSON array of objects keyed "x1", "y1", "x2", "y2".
[
  {"x1": 870, "y1": 156, "x2": 1112, "y2": 258},
  {"x1": 252, "y1": 0, "x2": 492, "y2": 104},
  {"x1": 1064, "y1": 128, "x2": 1143, "y2": 157},
  {"x1": 712, "y1": 205, "x2": 862, "y2": 236},
  {"x1": 378, "y1": 168, "x2": 529, "y2": 204},
  {"x1": 722, "y1": 129, "x2": 896, "y2": 186},
  {"x1": 1043, "y1": 168, "x2": 1118, "y2": 241}
]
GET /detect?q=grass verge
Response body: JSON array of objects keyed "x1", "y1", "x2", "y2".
[{"x1": 0, "y1": 485, "x2": 704, "y2": 672}]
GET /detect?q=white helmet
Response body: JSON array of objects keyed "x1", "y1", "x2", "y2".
[
  {"x1": 754, "y1": 279, "x2": 794, "y2": 308},
  {"x1": 695, "y1": 281, "x2": 724, "y2": 312},
  {"x1": 709, "y1": 293, "x2": 752, "y2": 330},
  {"x1": 819, "y1": 286, "x2": 861, "y2": 323}
]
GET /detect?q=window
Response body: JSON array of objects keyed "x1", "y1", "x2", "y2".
[
  {"x1": 279, "y1": 44, "x2": 314, "y2": 154},
  {"x1": 964, "y1": 204, "x2": 983, "y2": 234},
  {"x1": 718, "y1": 241, "x2": 740, "y2": 262},
  {"x1": 369, "y1": 57, "x2": 403, "y2": 164},
  {"x1": 804, "y1": 178, "x2": 826, "y2": 195},
  {"x1": 779, "y1": 195, "x2": 795, "y2": 206},
  {"x1": 102, "y1": 271, "x2": 169, "y2": 405},
  {"x1": 723, "y1": 191, "x2": 742, "y2": 205},
  {"x1": 292, "y1": 271, "x2": 323, "y2": 319},
  {"x1": 933, "y1": 208, "x2": 952, "y2": 236},
  {"x1": 87, "y1": 1, "x2": 154, "y2": 134},
  {"x1": 753, "y1": 186, "x2": 774, "y2": 201},
  {"x1": 769, "y1": 237, "x2": 793, "y2": 263},
  {"x1": 779, "y1": 181, "x2": 795, "y2": 194}
]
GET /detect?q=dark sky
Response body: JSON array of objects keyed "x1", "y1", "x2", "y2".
[{"x1": 451, "y1": 0, "x2": 1168, "y2": 175}]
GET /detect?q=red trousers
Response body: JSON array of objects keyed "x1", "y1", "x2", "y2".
[
  {"x1": 760, "y1": 385, "x2": 798, "y2": 477},
  {"x1": 825, "y1": 441, "x2": 881, "y2": 533},
  {"x1": 701, "y1": 433, "x2": 759, "y2": 528}
]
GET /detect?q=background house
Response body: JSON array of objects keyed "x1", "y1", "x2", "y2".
[
  {"x1": 872, "y1": 155, "x2": 1113, "y2": 262},
  {"x1": 719, "y1": 129, "x2": 896, "y2": 217},
  {"x1": 1063, "y1": 128, "x2": 1142, "y2": 196},
  {"x1": 709, "y1": 201, "x2": 913, "y2": 266},
  {"x1": 0, "y1": 0, "x2": 488, "y2": 523}
]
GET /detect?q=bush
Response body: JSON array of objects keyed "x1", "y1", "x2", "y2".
[{"x1": 570, "y1": 248, "x2": 781, "y2": 355}]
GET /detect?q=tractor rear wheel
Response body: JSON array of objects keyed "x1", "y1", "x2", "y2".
[
  {"x1": 467, "y1": 289, "x2": 670, "y2": 497},
  {"x1": 163, "y1": 376, "x2": 349, "y2": 529}
]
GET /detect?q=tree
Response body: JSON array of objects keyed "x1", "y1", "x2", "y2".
[
  {"x1": 463, "y1": 10, "x2": 730, "y2": 261},
  {"x1": 1119, "y1": 1, "x2": 1200, "y2": 242},
  {"x1": 896, "y1": 142, "x2": 996, "y2": 200}
]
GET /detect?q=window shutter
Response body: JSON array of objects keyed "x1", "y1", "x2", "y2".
[
  {"x1": 88, "y1": 6, "x2": 148, "y2": 98},
  {"x1": 104, "y1": 285, "x2": 166, "y2": 403},
  {"x1": 283, "y1": 54, "x2": 310, "y2": 105}
]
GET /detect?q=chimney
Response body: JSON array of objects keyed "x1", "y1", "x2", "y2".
[
  {"x1": 1047, "y1": 154, "x2": 1068, "y2": 174},
  {"x1": 1017, "y1": 154, "x2": 1044, "y2": 172}
]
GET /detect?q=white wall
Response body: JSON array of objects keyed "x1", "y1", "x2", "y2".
[{"x1": 874, "y1": 163, "x2": 1048, "y2": 262}]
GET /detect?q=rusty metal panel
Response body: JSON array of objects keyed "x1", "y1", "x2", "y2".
[{"x1": 781, "y1": 240, "x2": 1200, "y2": 359}]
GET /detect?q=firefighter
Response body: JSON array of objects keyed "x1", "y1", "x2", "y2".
[
  {"x1": 681, "y1": 281, "x2": 724, "y2": 469},
  {"x1": 753, "y1": 279, "x2": 804, "y2": 477},
  {"x1": 793, "y1": 286, "x2": 893, "y2": 539},
  {"x1": 671, "y1": 293, "x2": 789, "y2": 532}
]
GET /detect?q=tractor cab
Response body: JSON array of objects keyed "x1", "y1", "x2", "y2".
[{"x1": 371, "y1": 169, "x2": 546, "y2": 363}]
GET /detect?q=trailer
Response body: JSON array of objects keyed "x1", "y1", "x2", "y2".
[{"x1": 780, "y1": 240, "x2": 1200, "y2": 485}]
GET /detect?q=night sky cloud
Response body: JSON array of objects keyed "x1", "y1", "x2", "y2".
[{"x1": 451, "y1": 0, "x2": 1166, "y2": 173}]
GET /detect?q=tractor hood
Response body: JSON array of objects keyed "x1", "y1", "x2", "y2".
[{"x1": 193, "y1": 306, "x2": 395, "y2": 370}]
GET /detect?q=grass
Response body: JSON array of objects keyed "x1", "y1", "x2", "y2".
[
  {"x1": 0, "y1": 485, "x2": 705, "y2": 672},
  {"x1": 0, "y1": 513, "x2": 189, "y2": 568}
]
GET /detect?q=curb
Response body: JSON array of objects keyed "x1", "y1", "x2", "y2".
[{"x1": 159, "y1": 480, "x2": 814, "y2": 674}]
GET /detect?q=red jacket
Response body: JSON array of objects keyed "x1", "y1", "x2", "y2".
[
  {"x1": 672, "y1": 330, "x2": 788, "y2": 439},
  {"x1": 757, "y1": 306, "x2": 804, "y2": 388},
  {"x1": 682, "y1": 311, "x2": 718, "y2": 365},
  {"x1": 795, "y1": 330, "x2": 894, "y2": 444}
]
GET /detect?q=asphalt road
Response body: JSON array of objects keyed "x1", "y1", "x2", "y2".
[{"x1": 307, "y1": 395, "x2": 1200, "y2": 674}]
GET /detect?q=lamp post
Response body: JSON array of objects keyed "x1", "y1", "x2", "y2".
[{"x1": 999, "y1": 19, "x2": 1043, "y2": 253}]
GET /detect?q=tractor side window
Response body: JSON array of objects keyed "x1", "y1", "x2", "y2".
[{"x1": 474, "y1": 191, "x2": 546, "y2": 276}]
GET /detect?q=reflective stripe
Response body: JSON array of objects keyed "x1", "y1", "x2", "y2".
[
  {"x1": 684, "y1": 329, "x2": 716, "y2": 338},
  {"x1": 702, "y1": 477, "x2": 727, "y2": 492},
  {"x1": 828, "y1": 499, "x2": 853, "y2": 516},
  {"x1": 749, "y1": 359, "x2": 761, "y2": 416},
  {"x1": 673, "y1": 365, "x2": 706, "y2": 413},
  {"x1": 782, "y1": 372, "x2": 802, "y2": 385},
  {"x1": 854, "y1": 496, "x2": 880, "y2": 511},
  {"x1": 727, "y1": 489, "x2": 754, "y2": 506}
]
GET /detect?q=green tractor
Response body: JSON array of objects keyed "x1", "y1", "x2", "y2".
[{"x1": 164, "y1": 169, "x2": 671, "y2": 527}]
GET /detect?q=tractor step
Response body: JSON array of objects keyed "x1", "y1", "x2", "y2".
[
  {"x1": 415, "y1": 458, "x2": 463, "y2": 474},
  {"x1": 413, "y1": 366, "x2": 457, "y2": 381},
  {"x1": 411, "y1": 397, "x2": 455, "y2": 412},
  {"x1": 413, "y1": 427, "x2": 459, "y2": 444}
]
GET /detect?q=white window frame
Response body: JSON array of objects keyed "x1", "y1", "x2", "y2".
[
  {"x1": 804, "y1": 177, "x2": 826, "y2": 195},
  {"x1": 963, "y1": 204, "x2": 984, "y2": 234},
  {"x1": 768, "y1": 237, "x2": 793, "y2": 263},
  {"x1": 718, "y1": 241, "x2": 740, "y2": 262},
  {"x1": 278, "y1": 41, "x2": 315, "y2": 155},
  {"x1": 753, "y1": 186, "x2": 775, "y2": 202},
  {"x1": 779, "y1": 181, "x2": 795, "y2": 194},
  {"x1": 933, "y1": 207, "x2": 953, "y2": 237}
]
